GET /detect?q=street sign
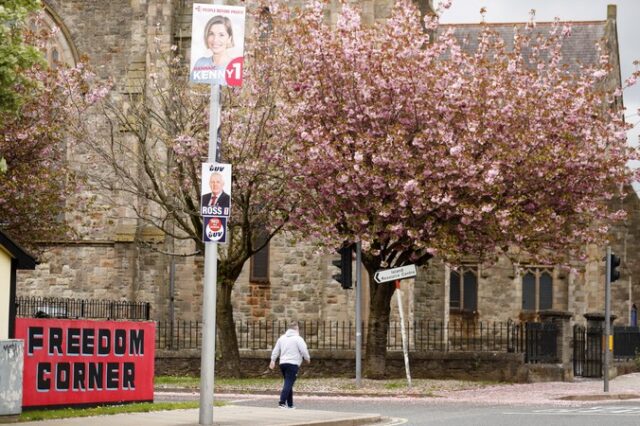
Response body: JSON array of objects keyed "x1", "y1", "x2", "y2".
[{"x1": 374, "y1": 265, "x2": 417, "y2": 284}]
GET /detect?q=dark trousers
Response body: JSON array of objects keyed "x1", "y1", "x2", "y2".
[{"x1": 278, "y1": 363, "x2": 299, "y2": 407}]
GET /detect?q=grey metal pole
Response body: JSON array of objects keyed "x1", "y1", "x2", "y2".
[
  {"x1": 199, "y1": 83, "x2": 220, "y2": 425},
  {"x1": 169, "y1": 254, "x2": 175, "y2": 349},
  {"x1": 604, "y1": 246, "x2": 611, "y2": 393},
  {"x1": 355, "y1": 241, "x2": 362, "y2": 387}
]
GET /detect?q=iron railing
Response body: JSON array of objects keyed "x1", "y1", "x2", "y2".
[
  {"x1": 614, "y1": 326, "x2": 640, "y2": 361},
  {"x1": 573, "y1": 324, "x2": 586, "y2": 376},
  {"x1": 523, "y1": 322, "x2": 558, "y2": 363},
  {"x1": 156, "y1": 319, "x2": 525, "y2": 353},
  {"x1": 15, "y1": 296, "x2": 151, "y2": 321},
  {"x1": 585, "y1": 325, "x2": 603, "y2": 377}
]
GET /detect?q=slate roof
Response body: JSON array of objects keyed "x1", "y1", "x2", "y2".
[
  {"x1": 441, "y1": 20, "x2": 609, "y2": 70},
  {"x1": 0, "y1": 230, "x2": 36, "y2": 269}
]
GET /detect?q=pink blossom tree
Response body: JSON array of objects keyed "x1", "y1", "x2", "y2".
[
  {"x1": 278, "y1": 0, "x2": 638, "y2": 377},
  {"x1": 0, "y1": 17, "x2": 104, "y2": 250},
  {"x1": 72, "y1": 9, "x2": 298, "y2": 376}
]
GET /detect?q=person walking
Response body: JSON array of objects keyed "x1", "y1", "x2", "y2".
[{"x1": 269, "y1": 321, "x2": 310, "y2": 409}]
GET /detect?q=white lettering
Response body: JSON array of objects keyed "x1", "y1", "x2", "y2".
[
  {"x1": 226, "y1": 62, "x2": 241, "y2": 79},
  {"x1": 192, "y1": 69, "x2": 225, "y2": 82}
]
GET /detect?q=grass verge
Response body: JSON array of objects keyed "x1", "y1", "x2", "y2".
[
  {"x1": 156, "y1": 375, "x2": 281, "y2": 388},
  {"x1": 155, "y1": 375, "x2": 201, "y2": 387},
  {"x1": 19, "y1": 401, "x2": 223, "y2": 422}
]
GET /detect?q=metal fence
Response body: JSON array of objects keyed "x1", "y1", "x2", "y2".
[
  {"x1": 523, "y1": 322, "x2": 558, "y2": 363},
  {"x1": 573, "y1": 324, "x2": 587, "y2": 376},
  {"x1": 584, "y1": 325, "x2": 603, "y2": 377},
  {"x1": 15, "y1": 296, "x2": 151, "y2": 321},
  {"x1": 156, "y1": 319, "x2": 525, "y2": 353},
  {"x1": 614, "y1": 326, "x2": 640, "y2": 361}
]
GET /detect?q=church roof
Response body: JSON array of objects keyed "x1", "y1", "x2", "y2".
[{"x1": 442, "y1": 20, "x2": 610, "y2": 70}]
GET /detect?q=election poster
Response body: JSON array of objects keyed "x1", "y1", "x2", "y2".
[
  {"x1": 190, "y1": 3, "x2": 246, "y2": 86},
  {"x1": 202, "y1": 216, "x2": 227, "y2": 244},
  {"x1": 200, "y1": 163, "x2": 232, "y2": 217}
]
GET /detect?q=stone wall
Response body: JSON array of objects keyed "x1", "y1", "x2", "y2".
[
  {"x1": 609, "y1": 188, "x2": 640, "y2": 326},
  {"x1": 155, "y1": 350, "x2": 637, "y2": 383},
  {"x1": 231, "y1": 233, "x2": 357, "y2": 323},
  {"x1": 18, "y1": 241, "x2": 163, "y2": 306},
  {"x1": 18, "y1": 1, "x2": 640, "y2": 341},
  {"x1": 23, "y1": 0, "x2": 425, "y2": 328},
  {"x1": 155, "y1": 349, "x2": 532, "y2": 382}
]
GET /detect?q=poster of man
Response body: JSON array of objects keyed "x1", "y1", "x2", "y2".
[
  {"x1": 201, "y1": 163, "x2": 232, "y2": 217},
  {"x1": 190, "y1": 3, "x2": 246, "y2": 86}
]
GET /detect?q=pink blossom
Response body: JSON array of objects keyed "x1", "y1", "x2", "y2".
[
  {"x1": 484, "y1": 167, "x2": 500, "y2": 184},
  {"x1": 266, "y1": 0, "x2": 636, "y2": 339},
  {"x1": 403, "y1": 179, "x2": 418, "y2": 193},
  {"x1": 449, "y1": 145, "x2": 462, "y2": 156},
  {"x1": 592, "y1": 69, "x2": 607, "y2": 79},
  {"x1": 626, "y1": 74, "x2": 637, "y2": 86}
]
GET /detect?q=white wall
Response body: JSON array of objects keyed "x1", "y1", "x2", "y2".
[{"x1": 0, "y1": 249, "x2": 12, "y2": 340}]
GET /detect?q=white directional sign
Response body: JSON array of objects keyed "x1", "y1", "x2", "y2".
[{"x1": 374, "y1": 265, "x2": 417, "y2": 284}]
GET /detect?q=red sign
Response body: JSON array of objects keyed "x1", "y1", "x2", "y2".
[{"x1": 15, "y1": 318, "x2": 155, "y2": 407}]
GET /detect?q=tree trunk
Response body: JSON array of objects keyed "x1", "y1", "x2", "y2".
[
  {"x1": 363, "y1": 266, "x2": 396, "y2": 379},
  {"x1": 216, "y1": 279, "x2": 242, "y2": 377}
]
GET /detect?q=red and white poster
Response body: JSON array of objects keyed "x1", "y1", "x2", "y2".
[
  {"x1": 190, "y1": 3, "x2": 246, "y2": 86},
  {"x1": 15, "y1": 318, "x2": 155, "y2": 408},
  {"x1": 202, "y1": 216, "x2": 227, "y2": 243}
]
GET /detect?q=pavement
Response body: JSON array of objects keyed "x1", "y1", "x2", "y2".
[
  {"x1": 14, "y1": 373, "x2": 640, "y2": 425},
  {"x1": 16, "y1": 406, "x2": 382, "y2": 426}
]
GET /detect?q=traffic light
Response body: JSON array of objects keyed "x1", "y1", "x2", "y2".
[
  {"x1": 332, "y1": 246, "x2": 353, "y2": 289},
  {"x1": 609, "y1": 253, "x2": 621, "y2": 282}
]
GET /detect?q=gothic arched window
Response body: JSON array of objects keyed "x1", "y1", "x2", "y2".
[
  {"x1": 450, "y1": 265, "x2": 478, "y2": 312},
  {"x1": 39, "y1": 7, "x2": 77, "y2": 67},
  {"x1": 521, "y1": 267, "x2": 554, "y2": 311}
]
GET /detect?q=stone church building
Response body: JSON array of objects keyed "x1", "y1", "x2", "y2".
[{"x1": 17, "y1": 1, "x2": 640, "y2": 335}]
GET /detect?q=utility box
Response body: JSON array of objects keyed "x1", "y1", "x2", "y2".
[{"x1": 0, "y1": 339, "x2": 24, "y2": 417}]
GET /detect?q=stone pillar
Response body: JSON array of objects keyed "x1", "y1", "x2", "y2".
[
  {"x1": 584, "y1": 312, "x2": 617, "y2": 329},
  {"x1": 539, "y1": 310, "x2": 573, "y2": 381}
]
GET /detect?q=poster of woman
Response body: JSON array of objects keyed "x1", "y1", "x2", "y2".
[{"x1": 190, "y1": 3, "x2": 246, "y2": 86}]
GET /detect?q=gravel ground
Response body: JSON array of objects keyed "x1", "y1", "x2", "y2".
[
  {"x1": 436, "y1": 373, "x2": 640, "y2": 406},
  {"x1": 239, "y1": 377, "x2": 491, "y2": 396},
  {"x1": 157, "y1": 377, "x2": 493, "y2": 396}
]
